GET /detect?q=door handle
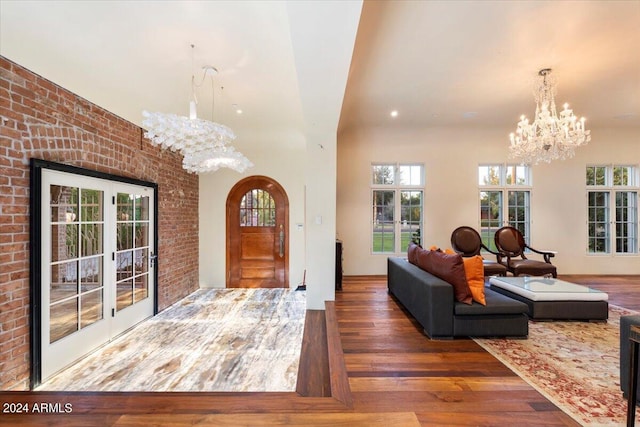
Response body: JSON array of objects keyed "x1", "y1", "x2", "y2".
[
  {"x1": 150, "y1": 252, "x2": 158, "y2": 267},
  {"x1": 279, "y1": 225, "x2": 284, "y2": 258}
]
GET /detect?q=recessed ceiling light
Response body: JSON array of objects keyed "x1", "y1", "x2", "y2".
[
  {"x1": 390, "y1": 110, "x2": 399, "y2": 118},
  {"x1": 462, "y1": 111, "x2": 478, "y2": 119}
]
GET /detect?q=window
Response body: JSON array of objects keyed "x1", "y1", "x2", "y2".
[
  {"x1": 371, "y1": 163, "x2": 424, "y2": 253},
  {"x1": 240, "y1": 189, "x2": 275, "y2": 227},
  {"x1": 478, "y1": 164, "x2": 531, "y2": 250},
  {"x1": 587, "y1": 165, "x2": 638, "y2": 254}
]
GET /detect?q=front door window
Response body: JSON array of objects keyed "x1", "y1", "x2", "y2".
[{"x1": 240, "y1": 189, "x2": 275, "y2": 227}]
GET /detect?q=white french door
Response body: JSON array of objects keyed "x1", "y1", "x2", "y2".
[{"x1": 40, "y1": 169, "x2": 155, "y2": 381}]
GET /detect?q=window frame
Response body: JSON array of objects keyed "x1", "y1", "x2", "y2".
[
  {"x1": 586, "y1": 164, "x2": 639, "y2": 255},
  {"x1": 371, "y1": 163, "x2": 424, "y2": 255},
  {"x1": 478, "y1": 163, "x2": 532, "y2": 251}
]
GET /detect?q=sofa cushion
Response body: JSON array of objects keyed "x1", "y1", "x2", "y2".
[
  {"x1": 407, "y1": 242, "x2": 420, "y2": 265},
  {"x1": 426, "y1": 250, "x2": 472, "y2": 305},
  {"x1": 454, "y1": 288, "x2": 528, "y2": 315},
  {"x1": 415, "y1": 245, "x2": 433, "y2": 272}
]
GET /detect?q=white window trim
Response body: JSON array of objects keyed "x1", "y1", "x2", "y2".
[
  {"x1": 371, "y1": 163, "x2": 424, "y2": 255},
  {"x1": 478, "y1": 164, "x2": 532, "y2": 248},
  {"x1": 586, "y1": 164, "x2": 639, "y2": 256}
]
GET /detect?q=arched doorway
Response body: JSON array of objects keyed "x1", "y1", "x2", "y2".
[{"x1": 226, "y1": 176, "x2": 289, "y2": 288}]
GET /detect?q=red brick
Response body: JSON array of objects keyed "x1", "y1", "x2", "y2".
[{"x1": 0, "y1": 56, "x2": 199, "y2": 390}]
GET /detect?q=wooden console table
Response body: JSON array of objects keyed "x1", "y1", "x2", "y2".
[{"x1": 335, "y1": 240, "x2": 343, "y2": 291}]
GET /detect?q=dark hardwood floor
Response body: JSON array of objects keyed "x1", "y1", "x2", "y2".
[{"x1": 1, "y1": 275, "x2": 638, "y2": 426}]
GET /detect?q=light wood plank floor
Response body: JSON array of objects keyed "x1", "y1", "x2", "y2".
[{"x1": 1, "y1": 275, "x2": 638, "y2": 426}]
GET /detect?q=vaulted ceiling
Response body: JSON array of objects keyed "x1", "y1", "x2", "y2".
[
  {"x1": 1, "y1": 0, "x2": 639, "y2": 146},
  {"x1": 341, "y1": 0, "x2": 640, "y2": 132}
]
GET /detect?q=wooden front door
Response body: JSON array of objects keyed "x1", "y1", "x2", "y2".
[{"x1": 226, "y1": 176, "x2": 289, "y2": 288}]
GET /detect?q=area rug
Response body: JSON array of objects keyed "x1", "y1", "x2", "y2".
[
  {"x1": 38, "y1": 288, "x2": 306, "y2": 392},
  {"x1": 474, "y1": 305, "x2": 638, "y2": 426}
]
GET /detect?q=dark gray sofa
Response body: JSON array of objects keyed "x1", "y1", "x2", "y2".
[
  {"x1": 388, "y1": 257, "x2": 529, "y2": 339},
  {"x1": 620, "y1": 315, "x2": 640, "y2": 401}
]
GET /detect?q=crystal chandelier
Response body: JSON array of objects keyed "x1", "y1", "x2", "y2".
[
  {"x1": 182, "y1": 145, "x2": 253, "y2": 174},
  {"x1": 141, "y1": 47, "x2": 252, "y2": 174},
  {"x1": 509, "y1": 68, "x2": 590, "y2": 165}
]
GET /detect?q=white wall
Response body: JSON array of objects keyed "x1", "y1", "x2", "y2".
[
  {"x1": 199, "y1": 129, "x2": 308, "y2": 290},
  {"x1": 198, "y1": 1, "x2": 360, "y2": 311},
  {"x1": 303, "y1": 130, "x2": 337, "y2": 309},
  {"x1": 337, "y1": 125, "x2": 640, "y2": 275}
]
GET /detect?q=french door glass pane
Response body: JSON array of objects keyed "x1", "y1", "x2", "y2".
[
  {"x1": 80, "y1": 289, "x2": 103, "y2": 329},
  {"x1": 508, "y1": 191, "x2": 530, "y2": 241},
  {"x1": 401, "y1": 190, "x2": 423, "y2": 249},
  {"x1": 117, "y1": 193, "x2": 134, "y2": 220},
  {"x1": 616, "y1": 191, "x2": 638, "y2": 253},
  {"x1": 80, "y1": 257, "x2": 101, "y2": 292},
  {"x1": 50, "y1": 297, "x2": 78, "y2": 343},
  {"x1": 373, "y1": 190, "x2": 395, "y2": 253},
  {"x1": 50, "y1": 261, "x2": 77, "y2": 304},
  {"x1": 136, "y1": 195, "x2": 149, "y2": 220},
  {"x1": 117, "y1": 279, "x2": 134, "y2": 311},
  {"x1": 588, "y1": 191, "x2": 609, "y2": 253},
  {"x1": 480, "y1": 191, "x2": 502, "y2": 250},
  {"x1": 80, "y1": 223, "x2": 102, "y2": 256},
  {"x1": 50, "y1": 224, "x2": 77, "y2": 263},
  {"x1": 134, "y1": 248, "x2": 148, "y2": 275},
  {"x1": 135, "y1": 223, "x2": 149, "y2": 247},
  {"x1": 134, "y1": 275, "x2": 149, "y2": 301},
  {"x1": 81, "y1": 189, "x2": 103, "y2": 221},
  {"x1": 50, "y1": 185, "x2": 78, "y2": 223},
  {"x1": 117, "y1": 223, "x2": 133, "y2": 250}
]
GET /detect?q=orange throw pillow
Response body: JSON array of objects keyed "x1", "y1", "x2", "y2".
[{"x1": 463, "y1": 256, "x2": 486, "y2": 305}]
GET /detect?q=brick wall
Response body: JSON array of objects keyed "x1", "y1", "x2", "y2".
[{"x1": 0, "y1": 56, "x2": 200, "y2": 390}]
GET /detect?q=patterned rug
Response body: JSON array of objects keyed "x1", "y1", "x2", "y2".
[{"x1": 474, "y1": 305, "x2": 639, "y2": 426}]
